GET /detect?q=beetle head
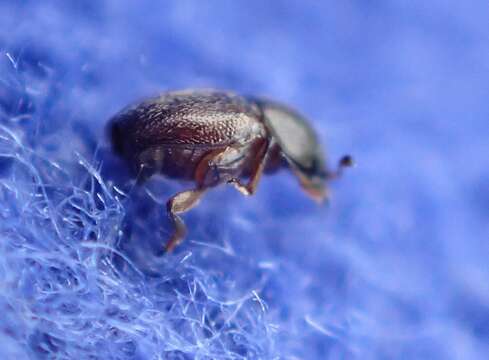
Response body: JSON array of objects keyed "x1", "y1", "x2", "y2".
[{"x1": 251, "y1": 98, "x2": 331, "y2": 203}]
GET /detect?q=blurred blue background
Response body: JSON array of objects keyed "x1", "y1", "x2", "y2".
[{"x1": 0, "y1": 1, "x2": 488, "y2": 359}]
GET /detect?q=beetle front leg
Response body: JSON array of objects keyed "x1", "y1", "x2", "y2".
[
  {"x1": 165, "y1": 189, "x2": 206, "y2": 252},
  {"x1": 228, "y1": 139, "x2": 272, "y2": 196}
]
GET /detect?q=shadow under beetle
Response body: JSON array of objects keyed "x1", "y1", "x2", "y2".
[{"x1": 108, "y1": 89, "x2": 352, "y2": 252}]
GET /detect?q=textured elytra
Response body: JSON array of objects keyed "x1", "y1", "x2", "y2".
[{"x1": 110, "y1": 90, "x2": 266, "y2": 149}]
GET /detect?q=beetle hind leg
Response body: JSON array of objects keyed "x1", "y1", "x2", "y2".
[{"x1": 165, "y1": 189, "x2": 206, "y2": 252}]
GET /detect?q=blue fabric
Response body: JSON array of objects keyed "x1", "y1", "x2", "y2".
[{"x1": 1, "y1": 1, "x2": 488, "y2": 359}]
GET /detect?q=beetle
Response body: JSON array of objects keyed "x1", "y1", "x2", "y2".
[{"x1": 108, "y1": 89, "x2": 352, "y2": 252}]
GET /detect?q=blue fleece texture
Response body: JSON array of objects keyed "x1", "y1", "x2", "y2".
[{"x1": 0, "y1": 1, "x2": 488, "y2": 359}]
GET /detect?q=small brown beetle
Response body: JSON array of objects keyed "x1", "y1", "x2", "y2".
[{"x1": 108, "y1": 89, "x2": 351, "y2": 251}]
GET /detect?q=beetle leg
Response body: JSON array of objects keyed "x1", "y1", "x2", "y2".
[
  {"x1": 228, "y1": 139, "x2": 272, "y2": 196},
  {"x1": 165, "y1": 148, "x2": 231, "y2": 252},
  {"x1": 165, "y1": 189, "x2": 206, "y2": 252},
  {"x1": 194, "y1": 148, "x2": 229, "y2": 187}
]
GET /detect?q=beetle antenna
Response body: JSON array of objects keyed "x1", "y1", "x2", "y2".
[{"x1": 328, "y1": 155, "x2": 354, "y2": 180}]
